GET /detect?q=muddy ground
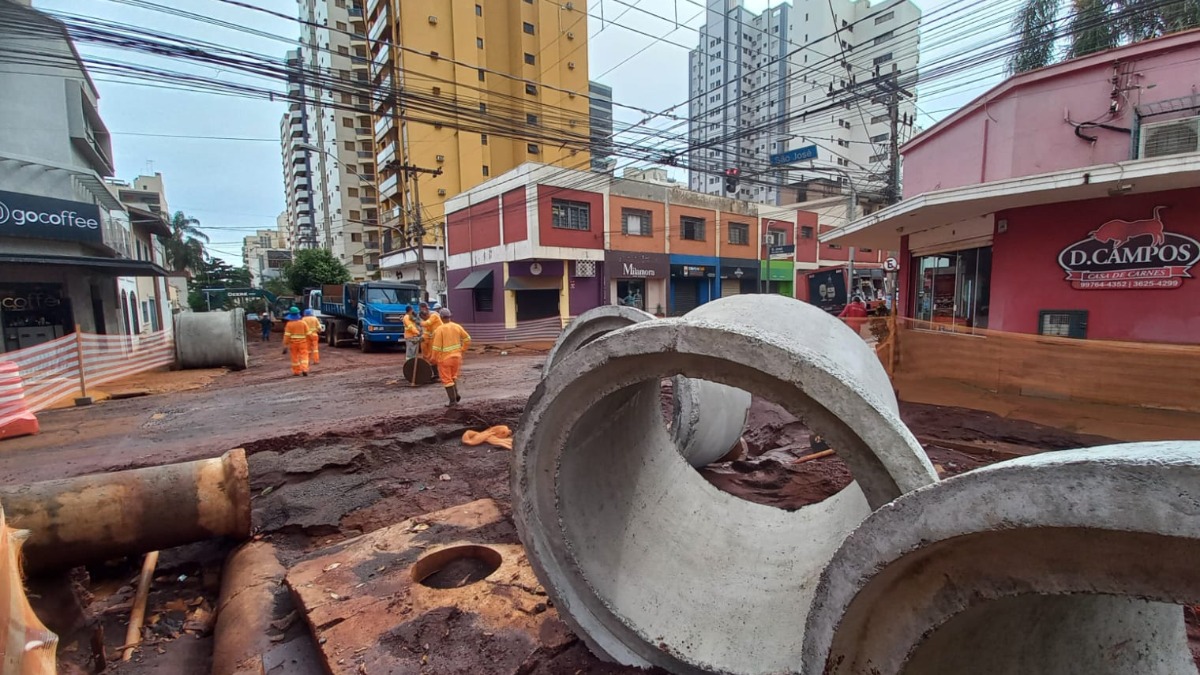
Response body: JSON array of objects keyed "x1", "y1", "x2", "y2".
[{"x1": 5, "y1": 338, "x2": 1194, "y2": 673}]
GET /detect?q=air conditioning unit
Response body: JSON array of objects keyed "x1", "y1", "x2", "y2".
[
  {"x1": 1140, "y1": 116, "x2": 1200, "y2": 158},
  {"x1": 428, "y1": 15, "x2": 438, "y2": 24}
]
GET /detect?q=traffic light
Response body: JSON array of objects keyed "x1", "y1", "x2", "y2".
[{"x1": 724, "y1": 167, "x2": 740, "y2": 194}]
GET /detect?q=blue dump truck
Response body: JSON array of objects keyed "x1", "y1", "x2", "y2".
[{"x1": 308, "y1": 281, "x2": 423, "y2": 352}]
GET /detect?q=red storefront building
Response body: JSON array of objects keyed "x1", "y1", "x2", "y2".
[{"x1": 825, "y1": 30, "x2": 1200, "y2": 344}]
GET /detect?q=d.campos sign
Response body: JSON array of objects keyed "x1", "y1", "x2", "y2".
[
  {"x1": 0, "y1": 189, "x2": 103, "y2": 244},
  {"x1": 1058, "y1": 206, "x2": 1199, "y2": 290}
]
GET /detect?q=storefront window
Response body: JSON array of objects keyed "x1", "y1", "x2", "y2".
[
  {"x1": 914, "y1": 246, "x2": 991, "y2": 329},
  {"x1": 617, "y1": 280, "x2": 645, "y2": 310},
  {"x1": 1, "y1": 283, "x2": 74, "y2": 352}
]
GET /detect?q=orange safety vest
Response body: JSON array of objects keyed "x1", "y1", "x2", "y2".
[
  {"x1": 403, "y1": 314, "x2": 422, "y2": 338},
  {"x1": 284, "y1": 319, "x2": 309, "y2": 342},
  {"x1": 301, "y1": 315, "x2": 321, "y2": 336},
  {"x1": 421, "y1": 313, "x2": 443, "y2": 341},
  {"x1": 431, "y1": 322, "x2": 471, "y2": 358}
]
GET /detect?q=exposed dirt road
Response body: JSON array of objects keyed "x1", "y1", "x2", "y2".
[{"x1": 0, "y1": 340, "x2": 546, "y2": 484}]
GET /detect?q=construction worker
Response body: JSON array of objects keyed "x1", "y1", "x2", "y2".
[
  {"x1": 838, "y1": 295, "x2": 870, "y2": 335},
  {"x1": 419, "y1": 302, "x2": 442, "y2": 363},
  {"x1": 430, "y1": 307, "x2": 470, "y2": 406},
  {"x1": 282, "y1": 306, "x2": 310, "y2": 376},
  {"x1": 302, "y1": 308, "x2": 323, "y2": 366},
  {"x1": 402, "y1": 305, "x2": 423, "y2": 360}
]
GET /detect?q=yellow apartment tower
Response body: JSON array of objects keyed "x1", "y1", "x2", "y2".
[{"x1": 367, "y1": 0, "x2": 592, "y2": 296}]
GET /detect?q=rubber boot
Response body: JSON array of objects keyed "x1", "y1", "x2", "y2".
[
  {"x1": 454, "y1": 383, "x2": 462, "y2": 402},
  {"x1": 445, "y1": 385, "x2": 457, "y2": 407}
]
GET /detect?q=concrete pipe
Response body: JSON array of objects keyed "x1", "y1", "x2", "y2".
[
  {"x1": 544, "y1": 305, "x2": 752, "y2": 468},
  {"x1": 801, "y1": 442, "x2": 1200, "y2": 675},
  {"x1": 513, "y1": 294, "x2": 937, "y2": 674},
  {"x1": 0, "y1": 449, "x2": 251, "y2": 571},
  {"x1": 175, "y1": 309, "x2": 249, "y2": 371}
]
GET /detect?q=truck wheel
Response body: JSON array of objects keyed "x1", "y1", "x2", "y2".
[
  {"x1": 359, "y1": 327, "x2": 373, "y2": 353},
  {"x1": 327, "y1": 328, "x2": 336, "y2": 347}
]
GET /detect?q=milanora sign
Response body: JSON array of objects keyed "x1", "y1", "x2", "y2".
[{"x1": 1058, "y1": 206, "x2": 1200, "y2": 290}]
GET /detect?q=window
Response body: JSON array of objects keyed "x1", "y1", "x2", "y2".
[
  {"x1": 871, "y1": 112, "x2": 888, "y2": 124},
  {"x1": 479, "y1": 102, "x2": 487, "y2": 113},
  {"x1": 525, "y1": 83, "x2": 537, "y2": 95},
  {"x1": 621, "y1": 208, "x2": 652, "y2": 236},
  {"x1": 523, "y1": 22, "x2": 535, "y2": 35},
  {"x1": 524, "y1": 52, "x2": 536, "y2": 65},
  {"x1": 348, "y1": 187, "x2": 359, "y2": 197},
  {"x1": 551, "y1": 199, "x2": 590, "y2": 231},
  {"x1": 873, "y1": 52, "x2": 893, "y2": 66},
  {"x1": 914, "y1": 246, "x2": 993, "y2": 329},
  {"x1": 478, "y1": 69, "x2": 486, "y2": 81},
  {"x1": 477, "y1": 38, "x2": 484, "y2": 49},
  {"x1": 871, "y1": 132, "x2": 891, "y2": 143},
  {"x1": 351, "y1": 232, "x2": 362, "y2": 242},
  {"x1": 874, "y1": 30, "x2": 895, "y2": 46},
  {"x1": 874, "y1": 10, "x2": 894, "y2": 24},
  {"x1": 481, "y1": 133, "x2": 488, "y2": 145},
  {"x1": 343, "y1": 141, "x2": 354, "y2": 150},
  {"x1": 765, "y1": 229, "x2": 786, "y2": 246},
  {"x1": 526, "y1": 113, "x2": 538, "y2": 125},
  {"x1": 680, "y1": 216, "x2": 706, "y2": 241},
  {"x1": 828, "y1": 243, "x2": 843, "y2": 250},
  {"x1": 352, "y1": 255, "x2": 364, "y2": 265},
  {"x1": 336, "y1": 21, "x2": 347, "y2": 31},
  {"x1": 337, "y1": 46, "x2": 349, "y2": 55},
  {"x1": 728, "y1": 222, "x2": 749, "y2": 245},
  {"x1": 475, "y1": 4, "x2": 482, "y2": 16},
  {"x1": 473, "y1": 288, "x2": 493, "y2": 312},
  {"x1": 800, "y1": 226, "x2": 814, "y2": 239},
  {"x1": 349, "y1": 209, "x2": 361, "y2": 221},
  {"x1": 527, "y1": 143, "x2": 540, "y2": 154},
  {"x1": 1039, "y1": 310, "x2": 1088, "y2": 338},
  {"x1": 342, "y1": 117, "x2": 354, "y2": 127},
  {"x1": 482, "y1": 165, "x2": 490, "y2": 176}
]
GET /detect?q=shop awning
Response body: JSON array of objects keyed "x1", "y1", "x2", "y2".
[
  {"x1": 454, "y1": 269, "x2": 494, "y2": 290},
  {"x1": 504, "y1": 275, "x2": 562, "y2": 291},
  {"x1": 128, "y1": 205, "x2": 171, "y2": 237},
  {"x1": 0, "y1": 253, "x2": 171, "y2": 277},
  {"x1": 821, "y1": 152, "x2": 1200, "y2": 250}
]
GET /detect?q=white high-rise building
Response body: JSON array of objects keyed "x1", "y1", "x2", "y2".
[
  {"x1": 688, "y1": 0, "x2": 920, "y2": 205},
  {"x1": 280, "y1": 0, "x2": 377, "y2": 279}
]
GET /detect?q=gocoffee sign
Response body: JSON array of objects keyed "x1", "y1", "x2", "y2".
[
  {"x1": 1058, "y1": 206, "x2": 1199, "y2": 290},
  {"x1": 0, "y1": 189, "x2": 103, "y2": 244}
]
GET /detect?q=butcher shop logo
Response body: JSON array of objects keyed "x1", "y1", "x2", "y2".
[{"x1": 1058, "y1": 206, "x2": 1199, "y2": 290}]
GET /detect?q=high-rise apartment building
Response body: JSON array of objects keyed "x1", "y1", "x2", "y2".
[
  {"x1": 688, "y1": 0, "x2": 919, "y2": 206},
  {"x1": 280, "y1": 0, "x2": 379, "y2": 279},
  {"x1": 367, "y1": 0, "x2": 593, "y2": 297},
  {"x1": 242, "y1": 227, "x2": 291, "y2": 289},
  {"x1": 589, "y1": 81, "x2": 614, "y2": 172}
]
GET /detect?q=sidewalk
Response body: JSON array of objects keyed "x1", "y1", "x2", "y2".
[{"x1": 895, "y1": 374, "x2": 1200, "y2": 442}]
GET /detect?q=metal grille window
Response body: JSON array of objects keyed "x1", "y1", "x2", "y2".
[
  {"x1": 800, "y1": 226, "x2": 814, "y2": 239},
  {"x1": 575, "y1": 260, "x2": 597, "y2": 277},
  {"x1": 1039, "y1": 310, "x2": 1088, "y2": 338},
  {"x1": 680, "y1": 216, "x2": 706, "y2": 241},
  {"x1": 552, "y1": 199, "x2": 590, "y2": 231},
  {"x1": 473, "y1": 289, "x2": 493, "y2": 312},
  {"x1": 728, "y1": 222, "x2": 749, "y2": 245},
  {"x1": 621, "y1": 208, "x2": 652, "y2": 236}
]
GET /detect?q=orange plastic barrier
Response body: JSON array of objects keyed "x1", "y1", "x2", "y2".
[{"x1": 0, "y1": 362, "x2": 38, "y2": 441}]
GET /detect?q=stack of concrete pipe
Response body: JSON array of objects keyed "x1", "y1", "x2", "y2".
[{"x1": 520, "y1": 295, "x2": 1200, "y2": 674}]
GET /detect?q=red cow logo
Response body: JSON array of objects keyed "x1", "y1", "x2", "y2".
[{"x1": 1089, "y1": 206, "x2": 1167, "y2": 248}]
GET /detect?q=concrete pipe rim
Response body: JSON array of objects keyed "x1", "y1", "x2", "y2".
[
  {"x1": 543, "y1": 305, "x2": 656, "y2": 377},
  {"x1": 801, "y1": 442, "x2": 1200, "y2": 675},
  {"x1": 512, "y1": 318, "x2": 936, "y2": 674}
]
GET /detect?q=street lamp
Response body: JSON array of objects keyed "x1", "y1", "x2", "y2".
[{"x1": 295, "y1": 141, "x2": 382, "y2": 273}]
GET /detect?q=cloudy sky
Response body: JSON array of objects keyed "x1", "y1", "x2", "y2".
[{"x1": 37, "y1": 0, "x2": 1016, "y2": 265}]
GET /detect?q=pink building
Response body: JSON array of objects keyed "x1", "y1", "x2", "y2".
[{"x1": 826, "y1": 29, "x2": 1200, "y2": 344}]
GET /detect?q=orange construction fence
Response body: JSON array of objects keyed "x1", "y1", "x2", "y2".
[{"x1": 889, "y1": 318, "x2": 1200, "y2": 414}]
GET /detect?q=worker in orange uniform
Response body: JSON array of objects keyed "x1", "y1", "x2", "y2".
[
  {"x1": 418, "y1": 302, "x2": 442, "y2": 363},
  {"x1": 282, "y1": 306, "x2": 310, "y2": 376},
  {"x1": 302, "y1": 309, "x2": 323, "y2": 366},
  {"x1": 838, "y1": 295, "x2": 870, "y2": 335},
  {"x1": 430, "y1": 308, "x2": 470, "y2": 406},
  {"x1": 402, "y1": 305, "x2": 423, "y2": 361}
]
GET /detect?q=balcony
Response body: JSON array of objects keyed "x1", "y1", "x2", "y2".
[
  {"x1": 366, "y1": 0, "x2": 384, "y2": 19},
  {"x1": 348, "y1": 5, "x2": 363, "y2": 17},
  {"x1": 360, "y1": 195, "x2": 377, "y2": 204},
  {"x1": 376, "y1": 142, "x2": 395, "y2": 167},
  {"x1": 355, "y1": 127, "x2": 371, "y2": 136},
  {"x1": 369, "y1": 6, "x2": 390, "y2": 42},
  {"x1": 379, "y1": 172, "x2": 398, "y2": 196},
  {"x1": 357, "y1": 150, "x2": 373, "y2": 159}
]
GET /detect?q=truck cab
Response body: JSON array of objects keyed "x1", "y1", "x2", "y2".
[{"x1": 310, "y1": 281, "x2": 422, "y2": 352}]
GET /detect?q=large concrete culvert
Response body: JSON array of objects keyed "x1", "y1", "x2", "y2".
[
  {"x1": 544, "y1": 304, "x2": 752, "y2": 468},
  {"x1": 513, "y1": 295, "x2": 938, "y2": 674},
  {"x1": 801, "y1": 441, "x2": 1200, "y2": 675}
]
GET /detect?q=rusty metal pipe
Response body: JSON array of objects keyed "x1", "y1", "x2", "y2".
[{"x1": 0, "y1": 449, "x2": 251, "y2": 571}]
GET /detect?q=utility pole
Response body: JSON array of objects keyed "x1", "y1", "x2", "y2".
[
  {"x1": 388, "y1": 162, "x2": 443, "y2": 302},
  {"x1": 887, "y1": 92, "x2": 901, "y2": 205}
]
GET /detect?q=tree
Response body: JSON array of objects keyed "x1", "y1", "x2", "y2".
[
  {"x1": 164, "y1": 211, "x2": 210, "y2": 276},
  {"x1": 261, "y1": 277, "x2": 291, "y2": 298},
  {"x1": 185, "y1": 256, "x2": 254, "y2": 311},
  {"x1": 1068, "y1": 0, "x2": 1119, "y2": 58},
  {"x1": 1008, "y1": 0, "x2": 1061, "y2": 74},
  {"x1": 282, "y1": 249, "x2": 351, "y2": 295},
  {"x1": 1066, "y1": 0, "x2": 1200, "y2": 59}
]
